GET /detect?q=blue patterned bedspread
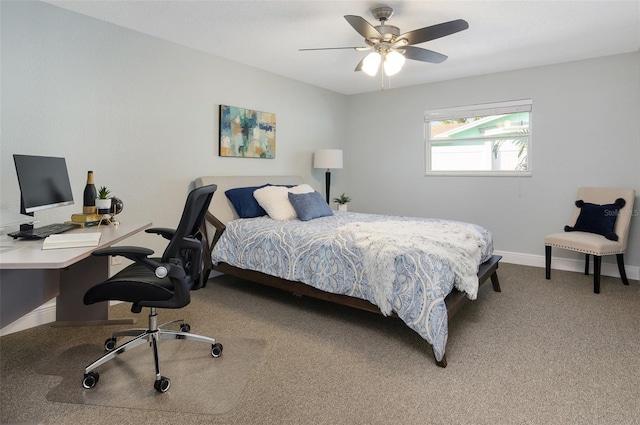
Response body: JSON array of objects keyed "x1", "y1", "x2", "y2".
[{"x1": 211, "y1": 212, "x2": 493, "y2": 361}]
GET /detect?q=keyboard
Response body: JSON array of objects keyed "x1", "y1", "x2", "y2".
[{"x1": 9, "y1": 222, "x2": 80, "y2": 240}]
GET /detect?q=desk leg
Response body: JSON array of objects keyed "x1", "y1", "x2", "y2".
[{"x1": 53, "y1": 254, "x2": 135, "y2": 326}]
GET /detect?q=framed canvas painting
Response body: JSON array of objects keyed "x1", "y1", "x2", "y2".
[{"x1": 219, "y1": 105, "x2": 276, "y2": 158}]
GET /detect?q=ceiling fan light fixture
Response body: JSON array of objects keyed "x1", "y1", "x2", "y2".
[
  {"x1": 362, "y1": 51, "x2": 381, "y2": 76},
  {"x1": 383, "y1": 50, "x2": 405, "y2": 76},
  {"x1": 306, "y1": 7, "x2": 469, "y2": 88}
]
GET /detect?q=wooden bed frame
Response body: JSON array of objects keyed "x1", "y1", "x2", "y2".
[{"x1": 195, "y1": 176, "x2": 502, "y2": 368}]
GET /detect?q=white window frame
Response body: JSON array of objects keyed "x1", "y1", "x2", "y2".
[{"x1": 425, "y1": 99, "x2": 533, "y2": 177}]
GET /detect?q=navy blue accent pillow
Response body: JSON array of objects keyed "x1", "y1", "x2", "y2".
[
  {"x1": 564, "y1": 198, "x2": 625, "y2": 241},
  {"x1": 225, "y1": 185, "x2": 270, "y2": 218},
  {"x1": 288, "y1": 191, "x2": 334, "y2": 221}
]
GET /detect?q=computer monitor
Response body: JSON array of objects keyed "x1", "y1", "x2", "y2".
[{"x1": 13, "y1": 154, "x2": 74, "y2": 230}]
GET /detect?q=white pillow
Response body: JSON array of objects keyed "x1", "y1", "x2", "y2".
[{"x1": 253, "y1": 184, "x2": 314, "y2": 220}]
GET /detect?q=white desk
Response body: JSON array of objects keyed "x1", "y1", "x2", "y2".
[{"x1": 0, "y1": 221, "x2": 152, "y2": 328}]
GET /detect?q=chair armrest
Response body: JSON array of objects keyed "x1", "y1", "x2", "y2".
[
  {"x1": 146, "y1": 227, "x2": 176, "y2": 241},
  {"x1": 93, "y1": 246, "x2": 155, "y2": 263},
  {"x1": 94, "y1": 246, "x2": 164, "y2": 274},
  {"x1": 93, "y1": 246, "x2": 154, "y2": 257}
]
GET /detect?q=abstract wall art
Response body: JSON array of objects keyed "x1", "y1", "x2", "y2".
[{"x1": 219, "y1": 105, "x2": 276, "y2": 158}]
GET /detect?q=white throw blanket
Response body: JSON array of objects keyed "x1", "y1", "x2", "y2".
[{"x1": 339, "y1": 220, "x2": 484, "y2": 316}]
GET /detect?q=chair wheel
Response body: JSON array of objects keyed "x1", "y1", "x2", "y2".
[
  {"x1": 180, "y1": 323, "x2": 190, "y2": 333},
  {"x1": 211, "y1": 342, "x2": 223, "y2": 358},
  {"x1": 154, "y1": 376, "x2": 171, "y2": 393},
  {"x1": 82, "y1": 371, "x2": 99, "y2": 389},
  {"x1": 104, "y1": 337, "x2": 117, "y2": 352}
]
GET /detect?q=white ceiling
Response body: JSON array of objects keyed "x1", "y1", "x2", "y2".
[{"x1": 44, "y1": 0, "x2": 640, "y2": 95}]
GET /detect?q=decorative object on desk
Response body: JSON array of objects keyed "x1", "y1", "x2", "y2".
[
  {"x1": 97, "y1": 213, "x2": 118, "y2": 228},
  {"x1": 95, "y1": 186, "x2": 112, "y2": 214},
  {"x1": 333, "y1": 193, "x2": 351, "y2": 212},
  {"x1": 83, "y1": 171, "x2": 97, "y2": 214},
  {"x1": 110, "y1": 197, "x2": 124, "y2": 216},
  {"x1": 314, "y1": 149, "x2": 343, "y2": 204},
  {"x1": 219, "y1": 105, "x2": 276, "y2": 158}
]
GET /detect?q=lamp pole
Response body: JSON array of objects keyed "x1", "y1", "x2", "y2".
[{"x1": 325, "y1": 169, "x2": 331, "y2": 204}]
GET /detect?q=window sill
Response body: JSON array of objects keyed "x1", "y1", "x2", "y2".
[{"x1": 425, "y1": 171, "x2": 533, "y2": 177}]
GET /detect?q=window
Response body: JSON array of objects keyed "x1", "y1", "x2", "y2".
[{"x1": 425, "y1": 99, "x2": 532, "y2": 176}]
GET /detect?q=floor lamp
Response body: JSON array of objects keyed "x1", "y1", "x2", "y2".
[{"x1": 313, "y1": 149, "x2": 343, "y2": 204}]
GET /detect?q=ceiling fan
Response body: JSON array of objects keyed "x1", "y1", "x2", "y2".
[{"x1": 300, "y1": 6, "x2": 469, "y2": 78}]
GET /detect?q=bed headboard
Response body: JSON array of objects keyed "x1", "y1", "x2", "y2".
[{"x1": 194, "y1": 175, "x2": 304, "y2": 225}]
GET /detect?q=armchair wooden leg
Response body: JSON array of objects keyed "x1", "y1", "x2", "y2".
[
  {"x1": 617, "y1": 254, "x2": 629, "y2": 285},
  {"x1": 545, "y1": 246, "x2": 551, "y2": 280},
  {"x1": 584, "y1": 254, "x2": 590, "y2": 275},
  {"x1": 593, "y1": 255, "x2": 601, "y2": 294}
]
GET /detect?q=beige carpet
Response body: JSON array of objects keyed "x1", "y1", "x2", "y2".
[
  {"x1": 2, "y1": 263, "x2": 639, "y2": 424},
  {"x1": 36, "y1": 336, "x2": 265, "y2": 415}
]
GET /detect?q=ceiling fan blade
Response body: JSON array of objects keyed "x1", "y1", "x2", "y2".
[
  {"x1": 403, "y1": 46, "x2": 448, "y2": 64},
  {"x1": 299, "y1": 47, "x2": 366, "y2": 51},
  {"x1": 398, "y1": 19, "x2": 469, "y2": 46},
  {"x1": 344, "y1": 15, "x2": 383, "y2": 40}
]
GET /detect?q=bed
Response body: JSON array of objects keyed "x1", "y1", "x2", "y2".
[{"x1": 195, "y1": 176, "x2": 501, "y2": 367}]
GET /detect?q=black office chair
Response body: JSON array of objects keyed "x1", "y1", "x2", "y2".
[{"x1": 81, "y1": 184, "x2": 222, "y2": 393}]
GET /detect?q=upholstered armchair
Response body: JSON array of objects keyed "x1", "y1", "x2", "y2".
[{"x1": 545, "y1": 187, "x2": 636, "y2": 294}]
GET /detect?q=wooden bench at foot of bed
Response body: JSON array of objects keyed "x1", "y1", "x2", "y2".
[{"x1": 210, "y1": 253, "x2": 502, "y2": 368}]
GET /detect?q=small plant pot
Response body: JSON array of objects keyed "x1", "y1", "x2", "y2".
[
  {"x1": 95, "y1": 198, "x2": 112, "y2": 214},
  {"x1": 338, "y1": 204, "x2": 348, "y2": 212}
]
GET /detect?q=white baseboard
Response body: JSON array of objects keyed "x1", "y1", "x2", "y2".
[
  {"x1": 0, "y1": 300, "x2": 124, "y2": 337},
  {"x1": 2, "y1": 254, "x2": 637, "y2": 336},
  {"x1": 0, "y1": 298, "x2": 57, "y2": 336},
  {"x1": 494, "y1": 250, "x2": 640, "y2": 281}
]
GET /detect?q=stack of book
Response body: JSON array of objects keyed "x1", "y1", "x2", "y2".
[{"x1": 66, "y1": 213, "x2": 104, "y2": 227}]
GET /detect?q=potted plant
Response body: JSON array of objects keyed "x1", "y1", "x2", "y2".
[
  {"x1": 332, "y1": 193, "x2": 351, "y2": 212},
  {"x1": 95, "y1": 186, "x2": 112, "y2": 214}
]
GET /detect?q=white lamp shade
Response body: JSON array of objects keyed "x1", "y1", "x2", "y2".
[
  {"x1": 362, "y1": 52, "x2": 381, "y2": 77},
  {"x1": 384, "y1": 50, "x2": 406, "y2": 76},
  {"x1": 314, "y1": 149, "x2": 343, "y2": 169}
]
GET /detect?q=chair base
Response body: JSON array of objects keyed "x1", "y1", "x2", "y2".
[
  {"x1": 545, "y1": 246, "x2": 629, "y2": 294},
  {"x1": 82, "y1": 307, "x2": 222, "y2": 392}
]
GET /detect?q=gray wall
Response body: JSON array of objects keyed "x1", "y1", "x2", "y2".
[
  {"x1": 1, "y1": 1, "x2": 348, "y2": 256},
  {"x1": 2, "y1": 1, "x2": 639, "y2": 273},
  {"x1": 345, "y1": 52, "x2": 640, "y2": 270}
]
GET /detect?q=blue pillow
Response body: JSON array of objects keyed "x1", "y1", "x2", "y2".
[
  {"x1": 225, "y1": 185, "x2": 270, "y2": 218},
  {"x1": 288, "y1": 191, "x2": 334, "y2": 221},
  {"x1": 564, "y1": 198, "x2": 626, "y2": 241}
]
